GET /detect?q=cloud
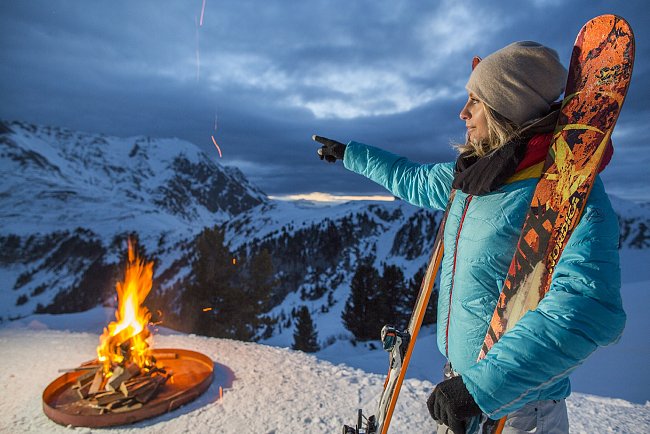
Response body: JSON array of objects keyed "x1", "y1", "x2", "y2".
[
  {"x1": 415, "y1": 1, "x2": 506, "y2": 58},
  {"x1": 287, "y1": 70, "x2": 454, "y2": 119},
  {"x1": 0, "y1": 0, "x2": 648, "y2": 199},
  {"x1": 202, "y1": 53, "x2": 291, "y2": 91}
]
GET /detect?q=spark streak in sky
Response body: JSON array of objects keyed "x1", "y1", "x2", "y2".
[
  {"x1": 197, "y1": 1, "x2": 222, "y2": 159},
  {"x1": 195, "y1": 16, "x2": 200, "y2": 81},
  {"x1": 211, "y1": 135, "x2": 223, "y2": 158},
  {"x1": 199, "y1": 0, "x2": 206, "y2": 26}
]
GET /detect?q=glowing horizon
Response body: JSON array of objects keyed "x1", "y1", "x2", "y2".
[{"x1": 269, "y1": 192, "x2": 396, "y2": 203}]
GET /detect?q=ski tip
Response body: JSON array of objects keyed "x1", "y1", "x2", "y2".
[{"x1": 579, "y1": 14, "x2": 634, "y2": 43}]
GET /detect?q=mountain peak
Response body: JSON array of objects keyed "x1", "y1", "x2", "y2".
[{"x1": 0, "y1": 120, "x2": 267, "y2": 236}]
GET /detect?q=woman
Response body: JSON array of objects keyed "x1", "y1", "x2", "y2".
[{"x1": 314, "y1": 41, "x2": 625, "y2": 434}]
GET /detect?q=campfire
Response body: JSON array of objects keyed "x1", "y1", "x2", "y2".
[
  {"x1": 43, "y1": 238, "x2": 214, "y2": 428},
  {"x1": 69, "y1": 238, "x2": 169, "y2": 413}
]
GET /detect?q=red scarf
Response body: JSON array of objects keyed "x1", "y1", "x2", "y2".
[{"x1": 515, "y1": 133, "x2": 614, "y2": 174}]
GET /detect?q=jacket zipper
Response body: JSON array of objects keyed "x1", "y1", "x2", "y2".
[{"x1": 445, "y1": 194, "x2": 473, "y2": 357}]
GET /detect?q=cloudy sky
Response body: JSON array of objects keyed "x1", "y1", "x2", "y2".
[{"x1": 1, "y1": 1, "x2": 647, "y2": 199}]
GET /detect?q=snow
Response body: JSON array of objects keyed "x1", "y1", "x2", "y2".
[
  {"x1": 1, "y1": 245, "x2": 649, "y2": 433},
  {"x1": 567, "y1": 252, "x2": 650, "y2": 405},
  {"x1": 0, "y1": 329, "x2": 431, "y2": 433},
  {"x1": 1, "y1": 329, "x2": 648, "y2": 433}
]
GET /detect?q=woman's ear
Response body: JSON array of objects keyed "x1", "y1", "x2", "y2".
[{"x1": 472, "y1": 56, "x2": 481, "y2": 71}]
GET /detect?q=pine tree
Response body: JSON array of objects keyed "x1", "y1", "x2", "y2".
[
  {"x1": 377, "y1": 264, "x2": 409, "y2": 330},
  {"x1": 342, "y1": 262, "x2": 381, "y2": 341},
  {"x1": 180, "y1": 227, "x2": 240, "y2": 338},
  {"x1": 244, "y1": 248, "x2": 275, "y2": 339},
  {"x1": 292, "y1": 306, "x2": 320, "y2": 352}
]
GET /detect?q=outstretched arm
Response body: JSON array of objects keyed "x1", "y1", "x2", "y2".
[{"x1": 312, "y1": 135, "x2": 454, "y2": 211}]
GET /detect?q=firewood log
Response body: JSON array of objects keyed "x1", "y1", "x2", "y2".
[
  {"x1": 74, "y1": 368, "x2": 99, "y2": 389},
  {"x1": 135, "y1": 375, "x2": 167, "y2": 404},
  {"x1": 106, "y1": 363, "x2": 140, "y2": 391},
  {"x1": 88, "y1": 369, "x2": 104, "y2": 395},
  {"x1": 94, "y1": 391, "x2": 130, "y2": 406},
  {"x1": 111, "y1": 401, "x2": 143, "y2": 413}
]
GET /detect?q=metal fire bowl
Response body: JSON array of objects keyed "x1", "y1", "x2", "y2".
[{"x1": 42, "y1": 348, "x2": 214, "y2": 428}]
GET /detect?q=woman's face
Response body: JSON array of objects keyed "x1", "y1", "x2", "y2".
[{"x1": 459, "y1": 92, "x2": 489, "y2": 144}]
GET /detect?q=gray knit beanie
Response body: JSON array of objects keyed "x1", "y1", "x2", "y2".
[{"x1": 466, "y1": 41, "x2": 568, "y2": 125}]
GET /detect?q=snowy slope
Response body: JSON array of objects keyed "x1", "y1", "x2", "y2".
[
  {"x1": 226, "y1": 199, "x2": 440, "y2": 344},
  {"x1": 0, "y1": 327, "x2": 648, "y2": 433}
]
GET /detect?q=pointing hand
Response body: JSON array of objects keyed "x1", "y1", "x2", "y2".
[{"x1": 313, "y1": 135, "x2": 346, "y2": 163}]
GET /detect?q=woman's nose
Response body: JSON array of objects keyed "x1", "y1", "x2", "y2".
[{"x1": 460, "y1": 103, "x2": 470, "y2": 120}]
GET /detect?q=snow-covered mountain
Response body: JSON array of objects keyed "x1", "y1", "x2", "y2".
[
  {"x1": 1, "y1": 119, "x2": 649, "y2": 351},
  {"x1": 0, "y1": 120, "x2": 266, "y2": 319},
  {"x1": 0, "y1": 121, "x2": 266, "y2": 233}
]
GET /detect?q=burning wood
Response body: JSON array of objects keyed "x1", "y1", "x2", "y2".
[
  {"x1": 66, "y1": 238, "x2": 173, "y2": 414},
  {"x1": 65, "y1": 353, "x2": 175, "y2": 413},
  {"x1": 96, "y1": 239, "x2": 154, "y2": 376},
  {"x1": 73, "y1": 368, "x2": 98, "y2": 399},
  {"x1": 58, "y1": 363, "x2": 101, "y2": 373},
  {"x1": 106, "y1": 363, "x2": 139, "y2": 391},
  {"x1": 43, "y1": 237, "x2": 214, "y2": 428},
  {"x1": 88, "y1": 369, "x2": 104, "y2": 395}
]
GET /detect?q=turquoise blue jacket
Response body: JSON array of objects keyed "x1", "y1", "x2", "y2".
[{"x1": 343, "y1": 141, "x2": 625, "y2": 419}]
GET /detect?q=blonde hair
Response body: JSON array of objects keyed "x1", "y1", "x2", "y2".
[{"x1": 454, "y1": 102, "x2": 520, "y2": 158}]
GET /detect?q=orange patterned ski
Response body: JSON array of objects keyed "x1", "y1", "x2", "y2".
[{"x1": 476, "y1": 14, "x2": 634, "y2": 434}]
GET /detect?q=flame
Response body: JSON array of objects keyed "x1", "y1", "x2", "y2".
[{"x1": 97, "y1": 238, "x2": 154, "y2": 375}]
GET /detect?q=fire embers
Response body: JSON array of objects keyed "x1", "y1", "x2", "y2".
[{"x1": 70, "y1": 353, "x2": 175, "y2": 414}]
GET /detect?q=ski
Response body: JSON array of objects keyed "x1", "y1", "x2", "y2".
[
  {"x1": 343, "y1": 191, "x2": 456, "y2": 434},
  {"x1": 474, "y1": 14, "x2": 635, "y2": 434}
]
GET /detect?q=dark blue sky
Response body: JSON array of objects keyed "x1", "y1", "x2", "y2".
[{"x1": 1, "y1": 1, "x2": 647, "y2": 198}]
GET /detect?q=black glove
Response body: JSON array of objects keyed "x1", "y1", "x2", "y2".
[
  {"x1": 427, "y1": 376, "x2": 482, "y2": 434},
  {"x1": 312, "y1": 135, "x2": 346, "y2": 163}
]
